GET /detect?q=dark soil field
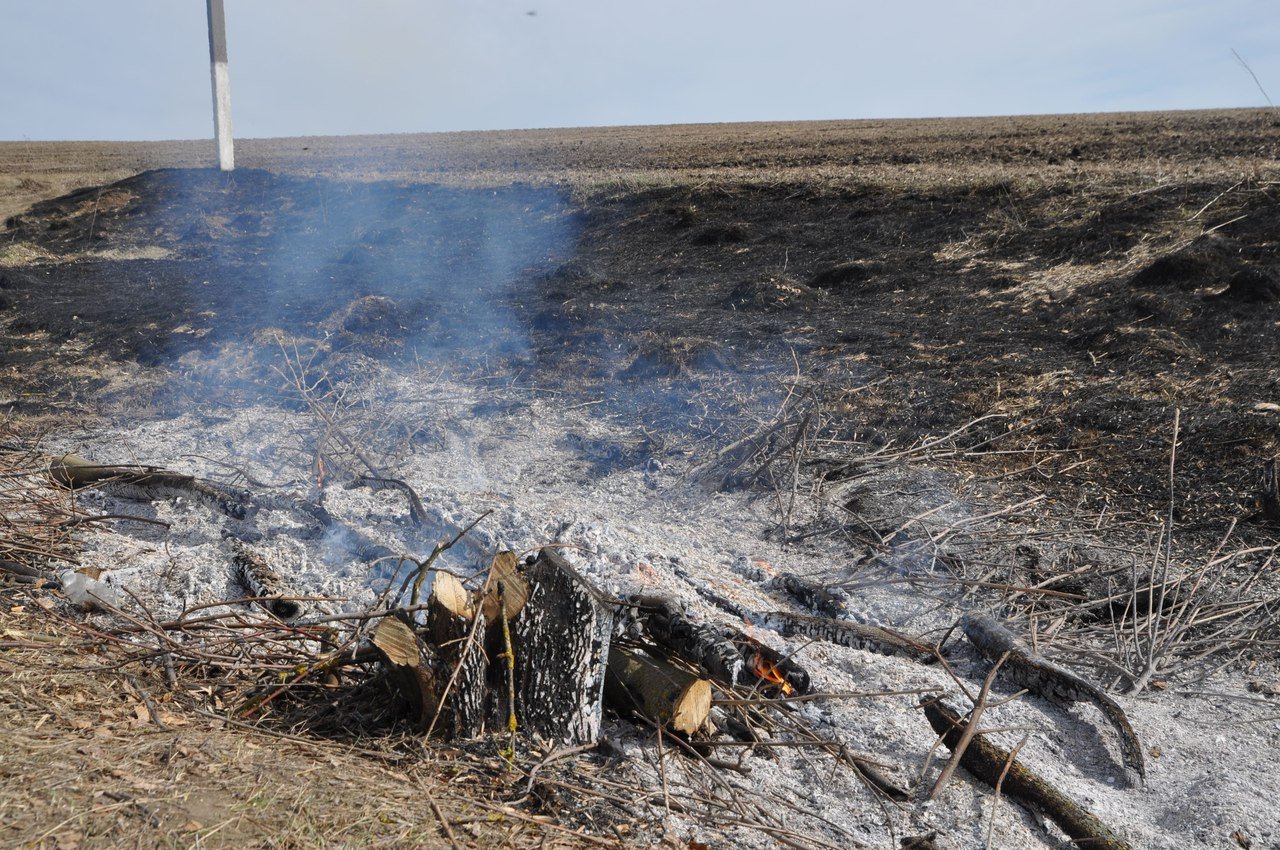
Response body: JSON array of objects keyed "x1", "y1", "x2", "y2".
[{"x1": 2, "y1": 109, "x2": 1280, "y2": 849}]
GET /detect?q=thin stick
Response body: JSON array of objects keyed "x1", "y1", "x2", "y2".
[
  {"x1": 427, "y1": 796, "x2": 462, "y2": 850},
  {"x1": 927, "y1": 650, "x2": 1009, "y2": 800}
]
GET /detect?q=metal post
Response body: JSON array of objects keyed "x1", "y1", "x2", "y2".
[{"x1": 207, "y1": 0, "x2": 234, "y2": 170}]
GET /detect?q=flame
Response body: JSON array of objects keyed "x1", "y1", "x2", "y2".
[
  {"x1": 314, "y1": 455, "x2": 326, "y2": 490},
  {"x1": 749, "y1": 650, "x2": 794, "y2": 696}
]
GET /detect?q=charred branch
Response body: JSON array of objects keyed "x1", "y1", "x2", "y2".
[
  {"x1": 50, "y1": 452, "x2": 254, "y2": 520},
  {"x1": 961, "y1": 613, "x2": 1144, "y2": 785},
  {"x1": 922, "y1": 697, "x2": 1133, "y2": 850}
]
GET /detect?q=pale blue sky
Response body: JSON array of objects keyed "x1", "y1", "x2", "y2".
[{"x1": 1, "y1": 0, "x2": 1277, "y2": 141}]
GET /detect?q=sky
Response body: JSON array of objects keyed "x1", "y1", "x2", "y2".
[{"x1": 1, "y1": 0, "x2": 1277, "y2": 141}]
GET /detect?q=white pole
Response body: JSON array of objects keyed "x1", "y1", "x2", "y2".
[{"x1": 207, "y1": 0, "x2": 234, "y2": 171}]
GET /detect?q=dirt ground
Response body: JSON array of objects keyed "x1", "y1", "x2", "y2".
[{"x1": 2, "y1": 108, "x2": 1280, "y2": 849}]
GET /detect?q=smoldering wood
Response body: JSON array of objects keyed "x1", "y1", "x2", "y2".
[
  {"x1": 638, "y1": 596, "x2": 811, "y2": 695},
  {"x1": 512, "y1": 548, "x2": 614, "y2": 745},
  {"x1": 50, "y1": 453, "x2": 254, "y2": 520},
  {"x1": 228, "y1": 539, "x2": 304, "y2": 620},
  {"x1": 922, "y1": 697, "x2": 1134, "y2": 850},
  {"x1": 605, "y1": 644, "x2": 712, "y2": 736},
  {"x1": 759, "y1": 610, "x2": 936, "y2": 662},
  {"x1": 775, "y1": 571, "x2": 853, "y2": 620},
  {"x1": 371, "y1": 615, "x2": 439, "y2": 730},
  {"x1": 961, "y1": 613, "x2": 1144, "y2": 785}
]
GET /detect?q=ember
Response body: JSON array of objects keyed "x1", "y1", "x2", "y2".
[{"x1": 748, "y1": 648, "x2": 794, "y2": 696}]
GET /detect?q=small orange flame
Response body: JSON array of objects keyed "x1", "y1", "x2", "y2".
[
  {"x1": 750, "y1": 650, "x2": 794, "y2": 696},
  {"x1": 314, "y1": 455, "x2": 326, "y2": 490},
  {"x1": 751, "y1": 557, "x2": 777, "y2": 577}
]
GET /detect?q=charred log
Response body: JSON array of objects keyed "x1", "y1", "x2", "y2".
[
  {"x1": 922, "y1": 697, "x2": 1133, "y2": 850},
  {"x1": 50, "y1": 453, "x2": 254, "y2": 520},
  {"x1": 228, "y1": 540, "x2": 303, "y2": 620}
]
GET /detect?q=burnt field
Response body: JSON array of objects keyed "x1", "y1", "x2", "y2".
[{"x1": 2, "y1": 109, "x2": 1280, "y2": 849}]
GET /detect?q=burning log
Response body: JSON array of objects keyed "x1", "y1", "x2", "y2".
[
  {"x1": 922, "y1": 697, "x2": 1133, "y2": 850},
  {"x1": 228, "y1": 540, "x2": 304, "y2": 620},
  {"x1": 605, "y1": 645, "x2": 712, "y2": 736},
  {"x1": 512, "y1": 549, "x2": 615, "y2": 745},
  {"x1": 49, "y1": 453, "x2": 254, "y2": 520},
  {"x1": 370, "y1": 615, "x2": 439, "y2": 731},
  {"x1": 639, "y1": 596, "x2": 811, "y2": 696}
]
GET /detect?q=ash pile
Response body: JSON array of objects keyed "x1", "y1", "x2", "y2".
[{"x1": 6, "y1": 372, "x2": 1232, "y2": 850}]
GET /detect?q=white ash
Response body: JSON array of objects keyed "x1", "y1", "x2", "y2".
[{"x1": 46, "y1": 362, "x2": 1280, "y2": 850}]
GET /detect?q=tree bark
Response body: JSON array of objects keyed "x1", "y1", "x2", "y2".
[
  {"x1": 512, "y1": 549, "x2": 614, "y2": 745},
  {"x1": 427, "y1": 571, "x2": 488, "y2": 737}
]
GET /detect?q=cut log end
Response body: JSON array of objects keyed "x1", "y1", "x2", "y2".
[
  {"x1": 606, "y1": 645, "x2": 712, "y2": 736},
  {"x1": 480, "y1": 550, "x2": 528, "y2": 622}
]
